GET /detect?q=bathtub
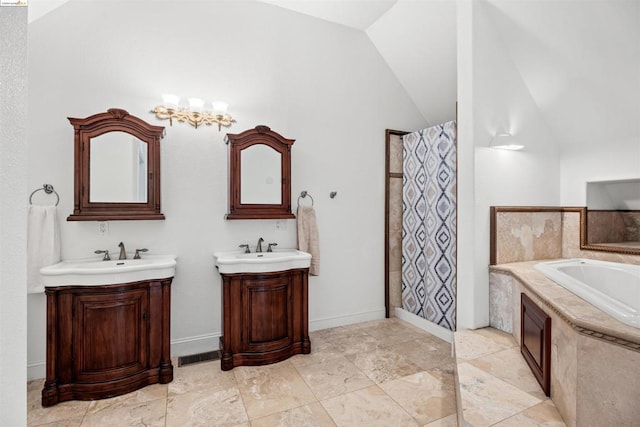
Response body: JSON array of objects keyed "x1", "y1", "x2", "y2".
[{"x1": 535, "y1": 258, "x2": 640, "y2": 328}]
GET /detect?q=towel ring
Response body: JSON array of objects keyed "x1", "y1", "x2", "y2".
[
  {"x1": 297, "y1": 190, "x2": 314, "y2": 206},
  {"x1": 29, "y1": 184, "x2": 60, "y2": 207}
]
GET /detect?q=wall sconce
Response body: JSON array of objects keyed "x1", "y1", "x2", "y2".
[
  {"x1": 151, "y1": 94, "x2": 235, "y2": 131},
  {"x1": 490, "y1": 132, "x2": 524, "y2": 150}
]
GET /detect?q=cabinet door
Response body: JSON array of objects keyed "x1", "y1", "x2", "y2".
[
  {"x1": 73, "y1": 288, "x2": 149, "y2": 382},
  {"x1": 242, "y1": 275, "x2": 293, "y2": 353}
]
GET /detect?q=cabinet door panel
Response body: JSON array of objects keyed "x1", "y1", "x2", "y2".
[
  {"x1": 243, "y1": 277, "x2": 293, "y2": 352},
  {"x1": 73, "y1": 288, "x2": 148, "y2": 382}
]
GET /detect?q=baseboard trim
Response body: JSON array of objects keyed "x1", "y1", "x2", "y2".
[
  {"x1": 309, "y1": 308, "x2": 386, "y2": 331},
  {"x1": 170, "y1": 332, "x2": 221, "y2": 357},
  {"x1": 395, "y1": 307, "x2": 454, "y2": 343},
  {"x1": 28, "y1": 361, "x2": 45, "y2": 381}
]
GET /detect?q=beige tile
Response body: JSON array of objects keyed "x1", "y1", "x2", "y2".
[
  {"x1": 424, "y1": 413, "x2": 458, "y2": 427},
  {"x1": 348, "y1": 346, "x2": 423, "y2": 384},
  {"x1": 233, "y1": 359, "x2": 293, "y2": 383},
  {"x1": 295, "y1": 356, "x2": 373, "y2": 400},
  {"x1": 28, "y1": 387, "x2": 90, "y2": 427},
  {"x1": 321, "y1": 385, "x2": 418, "y2": 427},
  {"x1": 86, "y1": 384, "x2": 167, "y2": 414},
  {"x1": 575, "y1": 335, "x2": 640, "y2": 427},
  {"x1": 389, "y1": 134, "x2": 404, "y2": 174},
  {"x1": 468, "y1": 347, "x2": 546, "y2": 400},
  {"x1": 489, "y1": 271, "x2": 514, "y2": 333},
  {"x1": 453, "y1": 329, "x2": 513, "y2": 361},
  {"x1": 380, "y1": 371, "x2": 456, "y2": 425},
  {"x1": 166, "y1": 386, "x2": 248, "y2": 427},
  {"x1": 80, "y1": 397, "x2": 166, "y2": 427},
  {"x1": 250, "y1": 402, "x2": 336, "y2": 427},
  {"x1": 396, "y1": 336, "x2": 453, "y2": 371},
  {"x1": 169, "y1": 359, "x2": 237, "y2": 395},
  {"x1": 31, "y1": 418, "x2": 85, "y2": 427},
  {"x1": 289, "y1": 336, "x2": 344, "y2": 368},
  {"x1": 492, "y1": 400, "x2": 566, "y2": 426},
  {"x1": 457, "y1": 362, "x2": 541, "y2": 427},
  {"x1": 326, "y1": 329, "x2": 383, "y2": 356},
  {"x1": 359, "y1": 318, "x2": 426, "y2": 346},
  {"x1": 237, "y1": 363, "x2": 317, "y2": 419}
]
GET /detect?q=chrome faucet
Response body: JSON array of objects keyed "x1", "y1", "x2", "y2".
[
  {"x1": 256, "y1": 237, "x2": 264, "y2": 253},
  {"x1": 267, "y1": 243, "x2": 278, "y2": 252},
  {"x1": 94, "y1": 249, "x2": 110, "y2": 261},
  {"x1": 118, "y1": 242, "x2": 127, "y2": 260}
]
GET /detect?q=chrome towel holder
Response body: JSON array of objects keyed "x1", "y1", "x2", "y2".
[
  {"x1": 29, "y1": 183, "x2": 60, "y2": 206},
  {"x1": 298, "y1": 190, "x2": 314, "y2": 206}
]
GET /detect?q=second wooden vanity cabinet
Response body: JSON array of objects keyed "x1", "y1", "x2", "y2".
[
  {"x1": 42, "y1": 279, "x2": 173, "y2": 407},
  {"x1": 219, "y1": 268, "x2": 310, "y2": 370}
]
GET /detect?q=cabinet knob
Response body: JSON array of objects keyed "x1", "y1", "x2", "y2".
[{"x1": 142, "y1": 312, "x2": 148, "y2": 320}]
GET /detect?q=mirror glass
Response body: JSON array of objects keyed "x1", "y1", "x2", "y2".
[
  {"x1": 585, "y1": 178, "x2": 640, "y2": 250},
  {"x1": 240, "y1": 144, "x2": 281, "y2": 204},
  {"x1": 90, "y1": 131, "x2": 148, "y2": 203}
]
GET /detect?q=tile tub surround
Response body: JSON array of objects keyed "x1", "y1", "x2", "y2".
[
  {"x1": 27, "y1": 318, "x2": 458, "y2": 427},
  {"x1": 453, "y1": 328, "x2": 565, "y2": 427},
  {"x1": 489, "y1": 262, "x2": 640, "y2": 426},
  {"x1": 490, "y1": 207, "x2": 640, "y2": 266}
]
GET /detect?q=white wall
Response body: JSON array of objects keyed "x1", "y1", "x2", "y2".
[
  {"x1": 0, "y1": 5, "x2": 28, "y2": 424},
  {"x1": 457, "y1": 0, "x2": 561, "y2": 329},
  {"x1": 26, "y1": 0, "x2": 426, "y2": 377},
  {"x1": 484, "y1": 0, "x2": 640, "y2": 207}
]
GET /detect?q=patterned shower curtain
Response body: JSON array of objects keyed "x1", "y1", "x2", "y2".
[{"x1": 402, "y1": 121, "x2": 457, "y2": 331}]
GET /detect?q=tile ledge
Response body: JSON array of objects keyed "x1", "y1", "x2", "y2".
[{"x1": 490, "y1": 261, "x2": 640, "y2": 352}]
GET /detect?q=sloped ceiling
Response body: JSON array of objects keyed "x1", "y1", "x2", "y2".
[
  {"x1": 483, "y1": 0, "x2": 640, "y2": 149},
  {"x1": 28, "y1": 0, "x2": 458, "y2": 127},
  {"x1": 29, "y1": 1, "x2": 638, "y2": 141}
]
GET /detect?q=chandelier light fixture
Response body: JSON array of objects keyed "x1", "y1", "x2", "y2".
[{"x1": 151, "y1": 94, "x2": 235, "y2": 131}]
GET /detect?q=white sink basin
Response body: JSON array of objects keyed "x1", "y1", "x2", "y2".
[
  {"x1": 40, "y1": 255, "x2": 177, "y2": 286},
  {"x1": 213, "y1": 249, "x2": 311, "y2": 274}
]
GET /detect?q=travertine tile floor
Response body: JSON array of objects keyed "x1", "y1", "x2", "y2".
[
  {"x1": 455, "y1": 328, "x2": 566, "y2": 427},
  {"x1": 28, "y1": 318, "x2": 458, "y2": 427}
]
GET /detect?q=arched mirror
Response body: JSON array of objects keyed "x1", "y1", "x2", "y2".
[
  {"x1": 67, "y1": 108, "x2": 165, "y2": 221},
  {"x1": 226, "y1": 125, "x2": 295, "y2": 219}
]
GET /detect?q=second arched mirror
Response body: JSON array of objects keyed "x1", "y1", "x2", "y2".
[{"x1": 226, "y1": 125, "x2": 295, "y2": 219}]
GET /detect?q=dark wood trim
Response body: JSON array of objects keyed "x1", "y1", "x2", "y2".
[
  {"x1": 385, "y1": 129, "x2": 409, "y2": 318},
  {"x1": 489, "y1": 206, "x2": 584, "y2": 265},
  {"x1": 225, "y1": 126, "x2": 296, "y2": 220},
  {"x1": 67, "y1": 109, "x2": 165, "y2": 221}
]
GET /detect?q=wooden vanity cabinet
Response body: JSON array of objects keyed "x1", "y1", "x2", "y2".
[
  {"x1": 41, "y1": 279, "x2": 173, "y2": 407},
  {"x1": 219, "y1": 268, "x2": 310, "y2": 370}
]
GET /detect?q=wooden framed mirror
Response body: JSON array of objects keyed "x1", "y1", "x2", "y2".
[
  {"x1": 225, "y1": 125, "x2": 295, "y2": 220},
  {"x1": 580, "y1": 178, "x2": 640, "y2": 255},
  {"x1": 67, "y1": 108, "x2": 165, "y2": 221}
]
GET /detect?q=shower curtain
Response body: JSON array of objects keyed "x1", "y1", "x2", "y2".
[{"x1": 401, "y1": 121, "x2": 457, "y2": 331}]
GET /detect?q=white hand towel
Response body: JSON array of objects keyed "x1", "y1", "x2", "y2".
[
  {"x1": 27, "y1": 206, "x2": 61, "y2": 293},
  {"x1": 297, "y1": 205, "x2": 320, "y2": 276}
]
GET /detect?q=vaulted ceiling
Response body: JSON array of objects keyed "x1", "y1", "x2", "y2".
[{"x1": 27, "y1": 0, "x2": 640, "y2": 143}]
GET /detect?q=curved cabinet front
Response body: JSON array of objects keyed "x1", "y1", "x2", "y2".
[
  {"x1": 41, "y1": 279, "x2": 173, "y2": 407},
  {"x1": 219, "y1": 268, "x2": 310, "y2": 371}
]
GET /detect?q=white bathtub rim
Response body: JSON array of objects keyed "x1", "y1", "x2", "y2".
[{"x1": 535, "y1": 258, "x2": 640, "y2": 329}]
